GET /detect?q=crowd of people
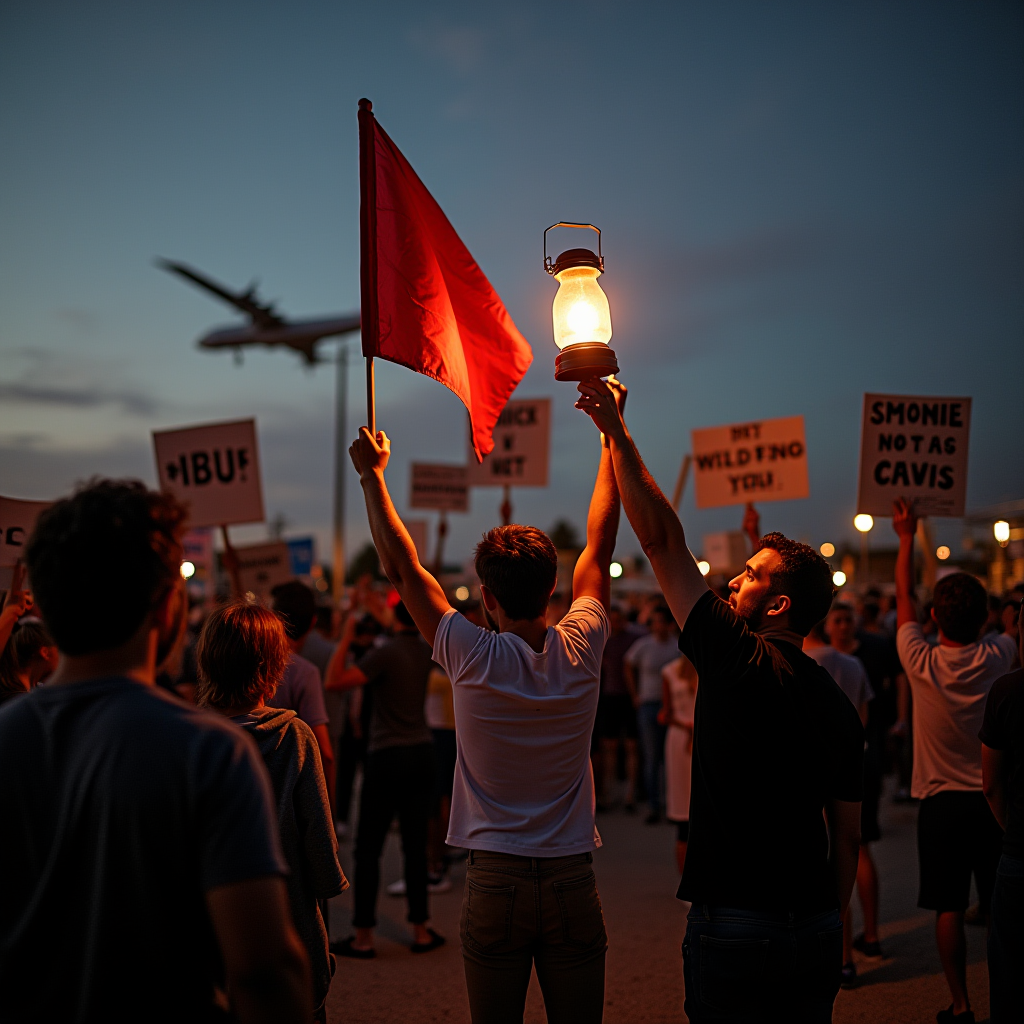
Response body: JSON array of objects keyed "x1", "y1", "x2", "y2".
[{"x1": 0, "y1": 376, "x2": 1021, "y2": 1024}]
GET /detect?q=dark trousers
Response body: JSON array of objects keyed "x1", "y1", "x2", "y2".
[
  {"x1": 460, "y1": 850, "x2": 607, "y2": 1024},
  {"x1": 683, "y1": 905, "x2": 843, "y2": 1023},
  {"x1": 989, "y1": 853, "x2": 1024, "y2": 1024},
  {"x1": 352, "y1": 743, "x2": 435, "y2": 928},
  {"x1": 333, "y1": 724, "x2": 366, "y2": 825}
]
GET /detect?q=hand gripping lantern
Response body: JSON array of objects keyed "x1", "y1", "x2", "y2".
[{"x1": 544, "y1": 223, "x2": 619, "y2": 382}]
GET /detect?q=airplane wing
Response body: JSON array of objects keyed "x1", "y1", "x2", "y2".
[{"x1": 156, "y1": 258, "x2": 286, "y2": 329}]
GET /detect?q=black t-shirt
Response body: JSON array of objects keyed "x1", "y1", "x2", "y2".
[
  {"x1": 853, "y1": 630, "x2": 901, "y2": 744},
  {"x1": 358, "y1": 633, "x2": 434, "y2": 753},
  {"x1": 0, "y1": 677, "x2": 286, "y2": 1022},
  {"x1": 678, "y1": 593, "x2": 865, "y2": 913},
  {"x1": 979, "y1": 668, "x2": 1024, "y2": 859}
]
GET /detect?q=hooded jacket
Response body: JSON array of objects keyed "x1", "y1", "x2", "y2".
[{"x1": 232, "y1": 705, "x2": 347, "y2": 1008}]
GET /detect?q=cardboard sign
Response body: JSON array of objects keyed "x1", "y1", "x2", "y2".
[
  {"x1": 410, "y1": 464, "x2": 469, "y2": 512},
  {"x1": 153, "y1": 418, "x2": 264, "y2": 528},
  {"x1": 857, "y1": 394, "x2": 971, "y2": 517},
  {"x1": 692, "y1": 416, "x2": 809, "y2": 509},
  {"x1": 466, "y1": 398, "x2": 550, "y2": 487},
  {"x1": 703, "y1": 531, "x2": 749, "y2": 575},
  {"x1": 287, "y1": 537, "x2": 315, "y2": 577},
  {"x1": 0, "y1": 496, "x2": 52, "y2": 568},
  {"x1": 234, "y1": 541, "x2": 292, "y2": 598}
]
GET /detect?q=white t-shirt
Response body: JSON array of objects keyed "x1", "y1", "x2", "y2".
[
  {"x1": 897, "y1": 623, "x2": 1018, "y2": 799},
  {"x1": 806, "y1": 646, "x2": 875, "y2": 712},
  {"x1": 432, "y1": 596, "x2": 609, "y2": 857},
  {"x1": 624, "y1": 633, "x2": 681, "y2": 703}
]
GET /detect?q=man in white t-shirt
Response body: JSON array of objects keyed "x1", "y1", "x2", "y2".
[
  {"x1": 893, "y1": 499, "x2": 1018, "y2": 1024},
  {"x1": 624, "y1": 606, "x2": 680, "y2": 823},
  {"x1": 347, "y1": 397, "x2": 621, "y2": 1024}
]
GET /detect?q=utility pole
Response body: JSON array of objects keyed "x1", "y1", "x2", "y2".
[{"x1": 332, "y1": 343, "x2": 348, "y2": 602}]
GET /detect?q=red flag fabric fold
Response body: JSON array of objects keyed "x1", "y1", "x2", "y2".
[{"x1": 360, "y1": 104, "x2": 532, "y2": 461}]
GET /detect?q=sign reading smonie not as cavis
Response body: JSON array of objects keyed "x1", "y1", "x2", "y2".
[
  {"x1": 857, "y1": 394, "x2": 971, "y2": 518},
  {"x1": 691, "y1": 416, "x2": 809, "y2": 509}
]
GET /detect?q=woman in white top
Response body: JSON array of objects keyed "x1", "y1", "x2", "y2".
[{"x1": 661, "y1": 655, "x2": 698, "y2": 875}]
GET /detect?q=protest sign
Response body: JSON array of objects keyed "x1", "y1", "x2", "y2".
[
  {"x1": 702, "y1": 531, "x2": 749, "y2": 575},
  {"x1": 410, "y1": 464, "x2": 469, "y2": 512},
  {"x1": 153, "y1": 418, "x2": 264, "y2": 528},
  {"x1": 466, "y1": 397, "x2": 550, "y2": 487},
  {"x1": 233, "y1": 541, "x2": 292, "y2": 598},
  {"x1": 0, "y1": 496, "x2": 51, "y2": 568},
  {"x1": 691, "y1": 416, "x2": 809, "y2": 509},
  {"x1": 857, "y1": 394, "x2": 971, "y2": 517},
  {"x1": 287, "y1": 537, "x2": 315, "y2": 577}
]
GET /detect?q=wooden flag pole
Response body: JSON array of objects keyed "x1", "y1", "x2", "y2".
[{"x1": 358, "y1": 98, "x2": 379, "y2": 436}]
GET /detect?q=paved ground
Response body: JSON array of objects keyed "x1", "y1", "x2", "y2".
[{"x1": 325, "y1": 785, "x2": 991, "y2": 1023}]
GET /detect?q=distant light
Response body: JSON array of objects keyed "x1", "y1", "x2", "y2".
[
  {"x1": 315, "y1": 577, "x2": 329, "y2": 592},
  {"x1": 697, "y1": 560, "x2": 711, "y2": 577},
  {"x1": 180, "y1": 561, "x2": 196, "y2": 580},
  {"x1": 854, "y1": 514, "x2": 874, "y2": 533},
  {"x1": 994, "y1": 520, "x2": 1011, "y2": 544},
  {"x1": 454, "y1": 585, "x2": 470, "y2": 602},
  {"x1": 833, "y1": 570, "x2": 847, "y2": 587},
  {"x1": 820, "y1": 542, "x2": 835, "y2": 558},
  {"x1": 936, "y1": 546, "x2": 950, "y2": 561},
  {"x1": 609, "y1": 561, "x2": 623, "y2": 578}
]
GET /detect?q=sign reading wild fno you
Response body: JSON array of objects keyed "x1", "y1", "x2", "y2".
[{"x1": 857, "y1": 394, "x2": 971, "y2": 518}]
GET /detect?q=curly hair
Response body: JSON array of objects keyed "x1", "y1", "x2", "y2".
[
  {"x1": 25, "y1": 479, "x2": 187, "y2": 656},
  {"x1": 756, "y1": 532, "x2": 835, "y2": 636},
  {"x1": 195, "y1": 602, "x2": 290, "y2": 710},
  {"x1": 474, "y1": 525, "x2": 558, "y2": 621},
  {"x1": 932, "y1": 573, "x2": 987, "y2": 644}
]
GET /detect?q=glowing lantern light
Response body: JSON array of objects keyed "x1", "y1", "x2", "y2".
[
  {"x1": 994, "y1": 521, "x2": 1010, "y2": 545},
  {"x1": 609, "y1": 561, "x2": 623, "y2": 578},
  {"x1": 544, "y1": 223, "x2": 618, "y2": 381},
  {"x1": 854, "y1": 514, "x2": 874, "y2": 533},
  {"x1": 180, "y1": 560, "x2": 196, "y2": 580},
  {"x1": 820, "y1": 542, "x2": 835, "y2": 558},
  {"x1": 697, "y1": 560, "x2": 711, "y2": 576},
  {"x1": 833, "y1": 570, "x2": 847, "y2": 587},
  {"x1": 454, "y1": 585, "x2": 470, "y2": 602},
  {"x1": 936, "y1": 546, "x2": 950, "y2": 561}
]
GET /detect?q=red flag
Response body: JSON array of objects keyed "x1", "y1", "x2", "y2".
[{"x1": 358, "y1": 99, "x2": 533, "y2": 461}]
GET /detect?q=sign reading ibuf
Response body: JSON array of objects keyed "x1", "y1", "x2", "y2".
[
  {"x1": 857, "y1": 394, "x2": 971, "y2": 517},
  {"x1": 466, "y1": 398, "x2": 550, "y2": 487},
  {"x1": 153, "y1": 418, "x2": 264, "y2": 528},
  {"x1": 691, "y1": 416, "x2": 809, "y2": 509},
  {"x1": 410, "y1": 464, "x2": 469, "y2": 512}
]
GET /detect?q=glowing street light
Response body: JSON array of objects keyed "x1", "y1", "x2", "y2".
[
  {"x1": 609, "y1": 561, "x2": 624, "y2": 579},
  {"x1": 454, "y1": 585, "x2": 470, "y2": 602},
  {"x1": 180, "y1": 560, "x2": 196, "y2": 580},
  {"x1": 994, "y1": 521, "x2": 1011, "y2": 545},
  {"x1": 544, "y1": 223, "x2": 618, "y2": 382},
  {"x1": 936, "y1": 546, "x2": 950, "y2": 561},
  {"x1": 697, "y1": 560, "x2": 711, "y2": 576},
  {"x1": 833, "y1": 570, "x2": 847, "y2": 587},
  {"x1": 819, "y1": 542, "x2": 835, "y2": 558},
  {"x1": 854, "y1": 514, "x2": 874, "y2": 533}
]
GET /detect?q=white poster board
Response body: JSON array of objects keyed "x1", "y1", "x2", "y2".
[
  {"x1": 234, "y1": 541, "x2": 292, "y2": 598},
  {"x1": 410, "y1": 464, "x2": 469, "y2": 512},
  {"x1": 153, "y1": 418, "x2": 264, "y2": 528},
  {"x1": 0, "y1": 496, "x2": 51, "y2": 568},
  {"x1": 466, "y1": 398, "x2": 550, "y2": 487},
  {"x1": 692, "y1": 416, "x2": 809, "y2": 509},
  {"x1": 857, "y1": 394, "x2": 971, "y2": 517}
]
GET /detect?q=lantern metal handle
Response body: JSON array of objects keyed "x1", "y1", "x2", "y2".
[{"x1": 544, "y1": 223, "x2": 604, "y2": 275}]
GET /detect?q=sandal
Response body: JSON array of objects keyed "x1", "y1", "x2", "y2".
[
  {"x1": 411, "y1": 928, "x2": 446, "y2": 954},
  {"x1": 330, "y1": 936, "x2": 376, "y2": 959}
]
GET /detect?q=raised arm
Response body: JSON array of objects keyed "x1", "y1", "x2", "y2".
[
  {"x1": 892, "y1": 498, "x2": 918, "y2": 629},
  {"x1": 573, "y1": 387, "x2": 622, "y2": 608},
  {"x1": 576, "y1": 378, "x2": 709, "y2": 630},
  {"x1": 349, "y1": 428, "x2": 451, "y2": 647}
]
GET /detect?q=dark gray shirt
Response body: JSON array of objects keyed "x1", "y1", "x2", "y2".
[{"x1": 358, "y1": 632, "x2": 434, "y2": 753}]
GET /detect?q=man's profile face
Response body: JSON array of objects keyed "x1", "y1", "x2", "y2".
[
  {"x1": 827, "y1": 608, "x2": 856, "y2": 646},
  {"x1": 728, "y1": 548, "x2": 783, "y2": 629}
]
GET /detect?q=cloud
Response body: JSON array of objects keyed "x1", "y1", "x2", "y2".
[{"x1": 0, "y1": 381, "x2": 159, "y2": 415}]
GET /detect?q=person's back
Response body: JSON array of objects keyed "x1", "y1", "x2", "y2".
[
  {"x1": 0, "y1": 479, "x2": 309, "y2": 1023},
  {"x1": 434, "y1": 596, "x2": 606, "y2": 854}
]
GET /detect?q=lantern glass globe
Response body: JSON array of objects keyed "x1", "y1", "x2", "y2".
[{"x1": 552, "y1": 267, "x2": 612, "y2": 350}]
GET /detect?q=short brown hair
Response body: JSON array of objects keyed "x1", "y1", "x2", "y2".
[
  {"x1": 932, "y1": 573, "x2": 987, "y2": 644},
  {"x1": 474, "y1": 525, "x2": 558, "y2": 620},
  {"x1": 756, "y1": 532, "x2": 835, "y2": 637},
  {"x1": 196, "y1": 603, "x2": 289, "y2": 710}
]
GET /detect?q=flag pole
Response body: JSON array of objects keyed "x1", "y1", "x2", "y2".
[{"x1": 358, "y1": 98, "x2": 379, "y2": 436}]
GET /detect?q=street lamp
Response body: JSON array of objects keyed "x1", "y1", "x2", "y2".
[
  {"x1": 853, "y1": 514, "x2": 873, "y2": 587},
  {"x1": 854, "y1": 514, "x2": 874, "y2": 533},
  {"x1": 819, "y1": 542, "x2": 835, "y2": 558},
  {"x1": 833, "y1": 570, "x2": 847, "y2": 587},
  {"x1": 544, "y1": 223, "x2": 618, "y2": 382},
  {"x1": 994, "y1": 520, "x2": 1010, "y2": 545},
  {"x1": 609, "y1": 561, "x2": 624, "y2": 578}
]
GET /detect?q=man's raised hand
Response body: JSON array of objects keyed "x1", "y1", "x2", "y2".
[
  {"x1": 575, "y1": 377, "x2": 627, "y2": 438},
  {"x1": 349, "y1": 428, "x2": 391, "y2": 481},
  {"x1": 892, "y1": 497, "x2": 917, "y2": 539}
]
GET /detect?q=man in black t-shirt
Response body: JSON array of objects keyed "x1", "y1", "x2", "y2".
[
  {"x1": 577, "y1": 379, "x2": 864, "y2": 1023},
  {"x1": 980, "y1": 604, "x2": 1024, "y2": 1024},
  {"x1": 0, "y1": 480, "x2": 311, "y2": 1023}
]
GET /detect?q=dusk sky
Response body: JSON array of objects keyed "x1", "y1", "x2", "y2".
[{"x1": 2, "y1": 2, "x2": 1021, "y2": 569}]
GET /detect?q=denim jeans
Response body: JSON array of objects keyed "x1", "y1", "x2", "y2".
[
  {"x1": 682, "y1": 905, "x2": 843, "y2": 1023},
  {"x1": 989, "y1": 853, "x2": 1024, "y2": 1024},
  {"x1": 636, "y1": 700, "x2": 666, "y2": 812},
  {"x1": 460, "y1": 850, "x2": 607, "y2": 1024}
]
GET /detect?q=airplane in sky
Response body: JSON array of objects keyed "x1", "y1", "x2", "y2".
[{"x1": 157, "y1": 258, "x2": 360, "y2": 365}]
